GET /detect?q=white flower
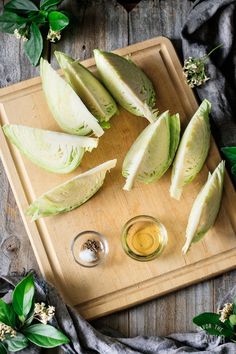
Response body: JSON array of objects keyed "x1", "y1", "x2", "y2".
[
  {"x1": 47, "y1": 29, "x2": 61, "y2": 43},
  {"x1": 0, "y1": 322, "x2": 16, "y2": 341},
  {"x1": 34, "y1": 302, "x2": 55, "y2": 324},
  {"x1": 14, "y1": 29, "x2": 21, "y2": 39},
  {"x1": 14, "y1": 28, "x2": 28, "y2": 41},
  {"x1": 183, "y1": 56, "x2": 210, "y2": 88},
  {"x1": 218, "y1": 303, "x2": 233, "y2": 323}
]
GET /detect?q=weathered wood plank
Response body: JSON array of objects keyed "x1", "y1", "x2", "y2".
[
  {"x1": 0, "y1": 0, "x2": 40, "y2": 276},
  {"x1": 51, "y1": 0, "x2": 128, "y2": 64},
  {"x1": 213, "y1": 271, "x2": 236, "y2": 312},
  {"x1": 129, "y1": 0, "x2": 192, "y2": 56}
]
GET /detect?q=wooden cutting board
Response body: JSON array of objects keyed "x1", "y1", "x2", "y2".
[{"x1": 0, "y1": 37, "x2": 235, "y2": 320}]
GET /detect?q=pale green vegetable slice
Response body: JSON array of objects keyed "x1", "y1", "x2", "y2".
[
  {"x1": 3, "y1": 124, "x2": 98, "y2": 174},
  {"x1": 182, "y1": 160, "x2": 225, "y2": 254},
  {"x1": 54, "y1": 51, "x2": 118, "y2": 126},
  {"x1": 94, "y1": 49, "x2": 157, "y2": 123},
  {"x1": 26, "y1": 159, "x2": 117, "y2": 220},
  {"x1": 170, "y1": 99, "x2": 211, "y2": 200},
  {"x1": 40, "y1": 58, "x2": 104, "y2": 137},
  {"x1": 122, "y1": 111, "x2": 180, "y2": 191}
]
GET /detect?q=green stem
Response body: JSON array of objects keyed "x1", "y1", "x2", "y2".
[
  {"x1": 207, "y1": 43, "x2": 223, "y2": 57},
  {"x1": 202, "y1": 44, "x2": 223, "y2": 62}
]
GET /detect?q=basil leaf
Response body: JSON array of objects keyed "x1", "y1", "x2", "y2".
[
  {"x1": 48, "y1": 11, "x2": 69, "y2": 31},
  {"x1": 40, "y1": 0, "x2": 64, "y2": 11},
  {"x1": 193, "y1": 312, "x2": 234, "y2": 337},
  {"x1": 5, "y1": 333, "x2": 28, "y2": 352},
  {"x1": 0, "y1": 343, "x2": 7, "y2": 354},
  {"x1": 24, "y1": 23, "x2": 43, "y2": 66},
  {"x1": 12, "y1": 273, "x2": 35, "y2": 319},
  {"x1": 5, "y1": 0, "x2": 38, "y2": 12},
  {"x1": 0, "y1": 11, "x2": 26, "y2": 34},
  {"x1": 23, "y1": 324, "x2": 69, "y2": 348},
  {"x1": 0, "y1": 299, "x2": 16, "y2": 327},
  {"x1": 221, "y1": 147, "x2": 236, "y2": 164}
]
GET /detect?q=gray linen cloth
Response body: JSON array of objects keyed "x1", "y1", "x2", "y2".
[
  {"x1": 0, "y1": 273, "x2": 236, "y2": 354},
  {"x1": 182, "y1": 0, "x2": 236, "y2": 148}
]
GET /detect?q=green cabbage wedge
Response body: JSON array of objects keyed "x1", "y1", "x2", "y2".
[
  {"x1": 54, "y1": 51, "x2": 118, "y2": 127},
  {"x1": 94, "y1": 49, "x2": 157, "y2": 123},
  {"x1": 182, "y1": 160, "x2": 225, "y2": 254},
  {"x1": 3, "y1": 124, "x2": 98, "y2": 174},
  {"x1": 170, "y1": 99, "x2": 211, "y2": 200},
  {"x1": 122, "y1": 111, "x2": 180, "y2": 191},
  {"x1": 40, "y1": 58, "x2": 104, "y2": 137},
  {"x1": 26, "y1": 159, "x2": 117, "y2": 220}
]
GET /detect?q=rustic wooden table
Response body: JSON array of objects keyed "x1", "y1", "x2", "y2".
[{"x1": 0, "y1": 0, "x2": 235, "y2": 349}]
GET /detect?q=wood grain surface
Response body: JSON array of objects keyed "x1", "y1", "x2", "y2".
[
  {"x1": 1, "y1": 36, "x2": 236, "y2": 321},
  {"x1": 0, "y1": 0, "x2": 236, "y2": 348}
]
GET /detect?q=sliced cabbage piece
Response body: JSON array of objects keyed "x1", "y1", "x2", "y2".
[
  {"x1": 3, "y1": 124, "x2": 98, "y2": 174},
  {"x1": 94, "y1": 49, "x2": 157, "y2": 123},
  {"x1": 40, "y1": 58, "x2": 104, "y2": 137},
  {"x1": 26, "y1": 159, "x2": 117, "y2": 220},
  {"x1": 182, "y1": 160, "x2": 225, "y2": 254},
  {"x1": 122, "y1": 111, "x2": 180, "y2": 191},
  {"x1": 170, "y1": 99, "x2": 211, "y2": 200},
  {"x1": 54, "y1": 51, "x2": 118, "y2": 126}
]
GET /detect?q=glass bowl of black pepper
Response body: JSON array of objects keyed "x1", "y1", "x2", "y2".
[{"x1": 71, "y1": 230, "x2": 109, "y2": 267}]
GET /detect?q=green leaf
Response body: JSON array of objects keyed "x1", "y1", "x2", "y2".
[
  {"x1": 24, "y1": 23, "x2": 43, "y2": 66},
  {"x1": 48, "y1": 11, "x2": 69, "y2": 31},
  {"x1": 221, "y1": 147, "x2": 236, "y2": 176},
  {"x1": 0, "y1": 11, "x2": 26, "y2": 34},
  {"x1": 27, "y1": 11, "x2": 48, "y2": 24},
  {"x1": 0, "y1": 299, "x2": 16, "y2": 327},
  {"x1": 193, "y1": 312, "x2": 234, "y2": 337},
  {"x1": 23, "y1": 324, "x2": 69, "y2": 348},
  {"x1": 5, "y1": 0, "x2": 38, "y2": 13},
  {"x1": 0, "y1": 343, "x2": 7, "y2": 354},
  {"x1": 5, "y1": 333, "x2": 28, "y2": 352},
  {"x1": 12, "y1": 273, "x2": 35, "y2": 319},
  {"x1": 229, "y1": 314, "x2": 236, "y2": 326},
  {"x1": 40, "y1": 0, "x2": 64, "y2": 11},
  {"x1": 221, "y1": 147, "x2": 236, "y2": 164}
]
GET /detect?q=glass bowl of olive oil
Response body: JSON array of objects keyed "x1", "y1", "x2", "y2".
[{"x1": 121, "y1": 215, "x2": 168, "y2": 261}]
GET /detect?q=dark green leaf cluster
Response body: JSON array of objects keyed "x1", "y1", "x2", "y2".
[
  {"x1": 193, "y1": 296, "x2": 236, "y2": 341},
  {"x1": 0, "y1": 273, "x2": 69, "y2": 353},
  {"x1": 0, "y1": 0, "x2": 70, "y2": 66},
  {"x1": 221, "y1": 147, "x2": 236, "y2": 176}
]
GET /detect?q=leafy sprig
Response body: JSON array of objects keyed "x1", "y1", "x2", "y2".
[
  {"x1": 0, "y1": 273, "x2": 69, "y2": 353},
  {"x1": 0, "y1": 0, "x2": 70, "y2": 66},
  {"x1": 221, "y1": 147, "x2": 236, "y2": 176},
  {"x1": 193, "y1": 296, "x2": 236, "y2": 341},
  {"x1": 183, "y1": 44, "x2": 223, "y2": 88}
]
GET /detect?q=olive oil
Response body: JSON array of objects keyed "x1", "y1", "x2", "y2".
[
  {"x1": 126, "y1": 221, "x2": 161, "y2": 256},
  {"x1": 121, "y1": 215, "x2": 168, "y2": 261}
]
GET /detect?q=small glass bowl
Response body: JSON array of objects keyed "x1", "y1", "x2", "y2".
[
  {"x1": 121, "y1": 215, "x2": 168, "y2": 262},
  {"x1": 71, "y1": 230, "x2": 109, "y2": 268}
]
